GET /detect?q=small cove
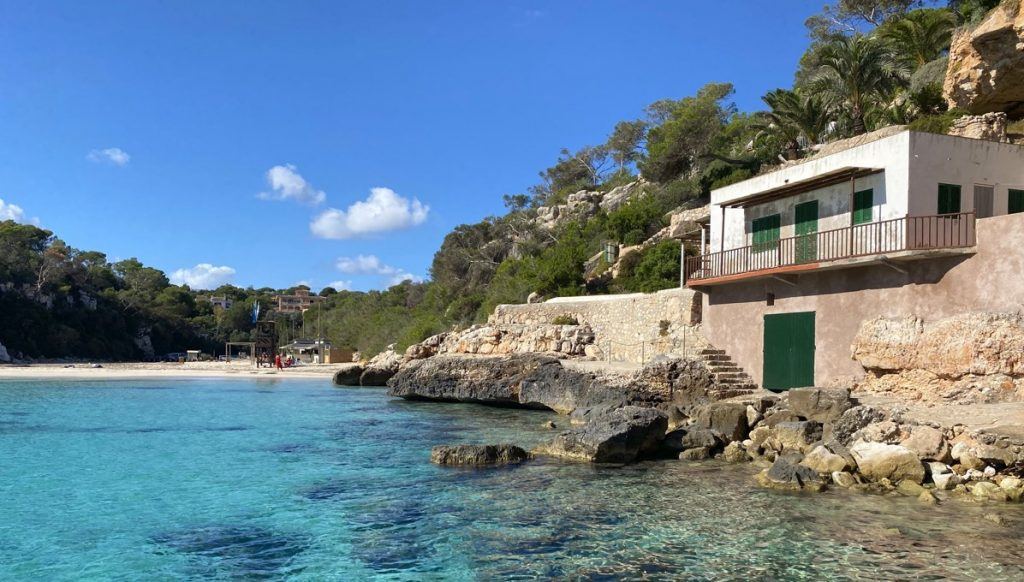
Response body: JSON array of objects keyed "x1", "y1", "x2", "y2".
[{"x1": 1, "y1": 378, "x2": 1023, "y2": 580}]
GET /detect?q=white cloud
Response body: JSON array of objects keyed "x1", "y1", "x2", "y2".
[
  {"x1": 257, "y1": 164, "x2": 326, "y2": 205},
  {"x1": 310, "y1": 187, "x2": 428, "y2": 239},
  {"x1": 335, "y1": 254, "x2": 422, "y2": 287},
  {"x1": 387, "y1": 271, "x2": 423, "y2": 285},
  {"x1": 336, "y1": 254, "x2": 397, "y2": 275},
  {"x1": 326, "y1": 280, "x2": 352, "y2": 291},
  {"x1": 87, "y1": 147, "x2": 130, "y2": 166},
  {"x1": 0, "y1": 198, "x2": 38, "y2": 224},
  {"x1": 170, "y1": 263, "x2": 236, "y2": 289}
]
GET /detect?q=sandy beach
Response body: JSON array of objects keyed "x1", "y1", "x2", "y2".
[{"x1": 0, "y1": 361, "x2": 358, "y2": 381}]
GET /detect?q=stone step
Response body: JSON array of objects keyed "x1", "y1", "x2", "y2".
[
  {"x1": 699, "y1": 349, "x2": 726, "y2": 356},
  {"x1": 701, "y1": 355, "x2": 733, "y2": 363},
  {"x1": 715, "y1": 372, "x2": 749, "y2": 381},
  {"x1": 708, "y1": 365, "x2": 741, "y2": 372}
]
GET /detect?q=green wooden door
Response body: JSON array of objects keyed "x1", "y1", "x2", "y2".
[
  {"x1": 938, "y1": 183, "x2": 961, "y2": 215},
  {"x1": 763, "y1": 312, "x2": 815, "y2": 391},
  {"x1": 794, "y1": 201, "x2": 818, "y2": 263}
]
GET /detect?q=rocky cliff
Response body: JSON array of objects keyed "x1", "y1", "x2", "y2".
[
  {"x1": 944, "y1": 0, "x2": 1024, "y2": 116},
  {"x1": 852, "y1": 311, "x2": 1024, "y2": 403}
]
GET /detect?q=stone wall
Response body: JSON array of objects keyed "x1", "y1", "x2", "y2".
[{"x1": 489, "y1": 288, "x2": 707, "y2": 363}]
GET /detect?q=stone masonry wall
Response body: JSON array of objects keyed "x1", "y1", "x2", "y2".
[{"x1": 489, "y1": 288, "x2": 707, "y2": 364}]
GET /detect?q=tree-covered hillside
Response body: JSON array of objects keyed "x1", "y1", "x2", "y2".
[{"x1": 1, "y1": 0, "x2": 1006, "y2": 360}]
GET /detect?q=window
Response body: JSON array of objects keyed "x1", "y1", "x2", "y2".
[
  {"x1": 752, "y1": 214, "x2": 780, "y2": 254},
  {"x1": 1009, "y1": 189, "x2": 1024, "y2": 215},
  {"x1": 852, "y1": 189, "x2": 873, "y2": 225},
  {"x1": 938, "y1": 183, "x2": 961, "y2": 215}
]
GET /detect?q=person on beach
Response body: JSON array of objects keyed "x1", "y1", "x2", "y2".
[{"x1": 275, "y1": 354, "x2": 283, "y2": 370}]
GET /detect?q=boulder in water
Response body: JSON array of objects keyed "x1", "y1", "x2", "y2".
[
  {"x1": 430, "y1": 444, "x2": 530, "y2": 467},
  {"x1": 534, "y1": 406, "x2": 668, "y2": 464}
]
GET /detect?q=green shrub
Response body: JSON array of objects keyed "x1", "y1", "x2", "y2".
[
  {"x1": 908, "y1": 109, "x2": 966, "y2": 134},
  {"x1": 552, "y1": 315, "x2": 579, "y2": 325}
]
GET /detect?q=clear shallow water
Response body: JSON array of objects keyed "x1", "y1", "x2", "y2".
[{"x1": 1, "y1": 378, "x2": 1023, "y2": 581}]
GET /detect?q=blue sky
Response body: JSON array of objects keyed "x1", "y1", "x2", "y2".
[{"x1": 0, "y1": 0, "x2": 824, "y2": 291}]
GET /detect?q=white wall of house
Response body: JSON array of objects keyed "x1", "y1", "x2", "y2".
[
  {"x1": 908, "y1": 132, "x2": 1024, "y2": 217},
  {"x1": 710, "y1": 132, "x2": 912, "y2": 251}
]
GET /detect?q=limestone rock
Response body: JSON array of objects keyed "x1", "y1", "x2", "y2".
[
  {"x1": 693, "y1": 402, "x2": 749, "y2": 442},
  {"x1": 934, "y1": 472, "x2": 961, "y2": 490},
  {"x1": 785, "y1": 387, "x2": 852, "y2": 423},
  {"x1": 360, "y1": 346, "x2": 403, "y2": 386},
  {"x1": 534, "y1": 406, "x2": 668, "y2": 464},
  {"x1": 970, "y1": 480, "x2": 1007, "y2": 501},
  {"x1": 661, "y1": 427, "x2": 719, "y2": 454},
  {"x1": 901, "y1": 426, "x2": 950, "y2": 462},
  {"x1": 801, "y1": 445, "x2": 851, "y2": 474},
  {"x1": 948, "y1": 112, "x2": 1009, "y2": 141},
  {"x1": 944, "y1": 1, "x2": 1024, "y2": 115},
  {"x1": 0, "y1": 341, "x2": 10, "y2": 363},
  {"x1": 850, "y1": 441, "x2": 926, "y2": 484},
  {"x1": 896, "y1": 480, "x2": 926, "y2": 497},
  {"x1": 599, "y1": 180, "x2": 647, "y2": 212},
  {"x1": 832, "y1": 471, "x2": 858, "y2": 488},
  {"x1": 527, "y1": 291, "x2": 544, "y2": 304},
  {"x1": 831, "y1": 405, "x2": 888, "y2": 446},
  {"x1": 756, "y1": 457, "x2": 826, "y2": 492},
  {"x1": 722, "y1": 441, "x2": 748, "y2": 463},
  {"x1": 430, "y1": 444, "x2": 530, "y2": 466},
  {"x1": 332, "y1": 364, "x2": 366, "y2": 387},
  {"x1": 768, "y1": 421, "x2": 823, "y2": 454},
  {"x1": 852, "y1": 312, "x2": 1024, "y2": 402},
  {"x1": 679, "y1": 447, "x2": 711, "y2": 461},
  {"x1": 387, "y1": 354, "x2": 635, "y2": 414},
  {"x1": 919, "y1": 490, "x2": 939, "y2": 505}
]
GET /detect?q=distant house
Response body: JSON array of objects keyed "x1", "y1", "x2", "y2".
[
  {"x1": 272, "y1": 288, "x2": 325, "y2": 313},
  {"x1": 685, "y1": 129, "x2": 1024, "y2": 391},
  {"x1": 209, "y1": 296, "x2": 233, "y2": 310},
  {"x1": 278, "y1": 339, "x2": 353, "y2": 364}
]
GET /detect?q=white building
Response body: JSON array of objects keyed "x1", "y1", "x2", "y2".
[{"x1": 686, "y1": 129, "x2": 1024, "y2": 390}]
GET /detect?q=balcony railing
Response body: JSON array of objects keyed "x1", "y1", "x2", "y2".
[{"x1": 685, "y1": 212, "x2": 976, "y2": 284}]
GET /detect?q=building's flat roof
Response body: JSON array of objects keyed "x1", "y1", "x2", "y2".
[{"x1": 722, "y1": 167, "x2": 882, "y2": 208}]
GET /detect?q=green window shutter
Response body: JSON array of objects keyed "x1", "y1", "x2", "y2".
[
  {"x1": 752, "y1": 214, "x2": 780, "y2": 254},
  {"x1": 1009, "y1": 189, "x2": 1024, "y2": 214},
  {"x1": 938, "y1": 183, "x2": 961, "y2": 215},
  {"x1": 852, "y1": 189, "x2": 873, "y2": 225}
]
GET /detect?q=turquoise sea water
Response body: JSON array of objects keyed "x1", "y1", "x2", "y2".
[{"x1": 1, "y1": 378, "x2": 1023, "y2": 580}]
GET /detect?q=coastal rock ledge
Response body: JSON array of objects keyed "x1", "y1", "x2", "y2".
[{"x1": 386, "y1": 353, "x2": 646, "y2": 414}]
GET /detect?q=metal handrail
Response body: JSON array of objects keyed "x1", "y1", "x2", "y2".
[{"x1": 686, "y1": 212, "x2": 976, "y2": 282}]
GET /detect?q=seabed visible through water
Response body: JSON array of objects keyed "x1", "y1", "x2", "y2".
[{"x1": 1, "y1": 377, "x2": 1022, "y2": 580}]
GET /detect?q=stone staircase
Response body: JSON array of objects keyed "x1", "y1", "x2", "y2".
[{"x1": 698, "y1": 348, "x2": 758, "y2": 398}]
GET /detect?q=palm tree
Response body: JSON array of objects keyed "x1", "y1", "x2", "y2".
[
  {"x1": 758, "y1": 89, "x2": 832, "y2": 158},
  {"x1": 880, "y1": 8, "x2": 956, "y2": 69},
  {"x1": 812, "y1": 34, "x2": 907, "y2": 135}
]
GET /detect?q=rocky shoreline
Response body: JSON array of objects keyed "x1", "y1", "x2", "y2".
[{"x1": 352, "y1": 352, "x2": 1024, "y2": 506}]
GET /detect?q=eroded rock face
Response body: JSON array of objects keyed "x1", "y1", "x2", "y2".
[
  {"x1": 948, "y1": 112, "x2": 1009, "y2": 141},
  {"x1": 430, "y1": 444, "x2": 530, "y2": 466},
  {"x1": 852, "y1": 312, "x2": 1024, "y2": 403},
  {"x1": 534, "y1": 406, "x2": 668, "y2": 463},
  {"x1": 386, "y1": 354, "x2": 643, "y2": 414},
  {"x1": 360, "y1": 346, "x2": 403, "y2": 386},
  {"x1": 332, "y1": 364, "x2": 365, "y2": 387},
  {"x1": 944, "y1": 1, "x2": 1024, "y2": 115}
]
